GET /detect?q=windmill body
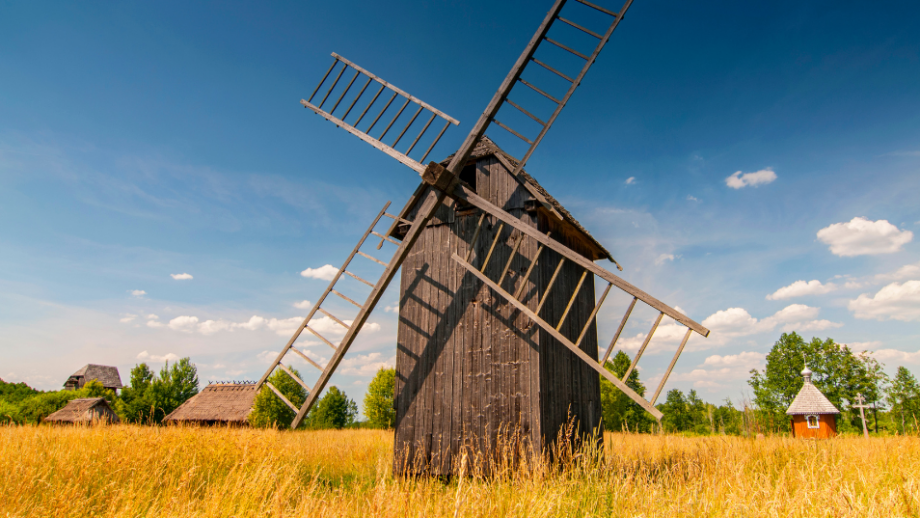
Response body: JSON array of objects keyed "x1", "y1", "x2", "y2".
[
  {"x1": 394, "y1": 138, "x2": 605, "y2": 474},
  {"x1": 256, "y1": 0, "x2": 711, "y2": 477}
]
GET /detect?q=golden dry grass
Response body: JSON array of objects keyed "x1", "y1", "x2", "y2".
[{"x1": 1, "y1": 424, "x2": 918, "y2": 517}]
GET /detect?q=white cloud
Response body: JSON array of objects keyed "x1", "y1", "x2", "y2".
[
  {"x1": 702, "y1": 351, "x2": 766, "y2": 369},
  {"x1": 848, "y1": 280, "x2": 920, "y2": 322},
  {"x1": 698, "y1": 304, "x2": 831, "y2": 345},
  {"x1": 784, "y1": 319, "x2": 843, "y2": 333},
  {"x1": 847, "y1": 341, "x2": 883, "y2": 352},
  {"x1": 300, "y1": 264, "x2": 338, "y2": 281},
  {"x1": 384, "y1": 304, "x2": 399, "y2": 313},
  {"x1": 168, "y1": 315, "x2": 200, "y2": 332},
  {"x1": 665, "y1": 352, "x2": 765, "y2": 392},
  {"x1": 119, "y1": 313, "x2": 138, "y2": 323},
  {"x1": 293, "y1": 300, "x2": 312, "y2": 310},
  {"x1": 137, "y1": 350, "x2": 179, "y2": 362},
  {"x1": 686, "y1": 195, "x2": 699, "y2": 202},
  {"x1": 170, "y1": 273, "x2": 193, "y2": 280},
  {"x1": 655, "y1": 253, "x2": 675, "y2": 266},
  {"x1": 146, "y1": 320, "x2": 164, "y2": 328},
  {"x1": 197, "y1": 319, "x2": 231, "y2": 335},
  {"x1": 257, "y1": 350, "x2": 279, "y2": 364},
  {"x1": 625, "y1": 176, "x2": 635, "y2": 185},
  {"x1": 146, "y1": 314, "x2": 159, "y2": 320},
  {"x1": 130, "y1": 290, "x2": 147, "y2": 297},
  {"x1": 817, "y1": 217, "x2": 913, "y2": 257},
  {"x1": 725, "y1": 168, "x2": 777, "y2": 189},
  {"x1": 339, "y1": 352, "x2": 395, "y2": 376},
  {"x1": 876, "y1": 261, "x2": 920, "y2": 282},
  {"x1": 766, "y1": 280, "x2": 837, "y2": 300},
  {"x1": 870, "y1": 349, "x2": 920, "y2": 364}
]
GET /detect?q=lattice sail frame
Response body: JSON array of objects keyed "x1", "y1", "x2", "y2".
[{"x1": 258, "y1": 0, "x2": 709, "y2": 428}]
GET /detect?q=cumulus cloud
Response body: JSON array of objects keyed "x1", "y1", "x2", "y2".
[
  {"x1": 847, "y1": 341, "x2": 883, "y2": 352},
  {"x1": 147, "y1": 314, "x2": 159, "y2": 320},
  {"x1": 725, "y1": 168, "x2": 777, "y2": 189},
  {"x1": 119, "y1": 314, "x2": 137, "y2": 323},
  {"x1": 147, "y1": 320, "x2": 164, "y2": 328},
  {"x1": 664, "y1": 352, "x2": 766, "y2": 391},
  {"x1": 876, "y1": 261, "x2": 920, "y2": 282},
  {"x1": 817, "y1": 217, "x2": 913, "y2": 256},
  {"x1": 848, "y1": 280, "x2": 920, "y2": 322},
  {"x1": 625, "y1": 176, "x2": 636, "y2": 185},
  {"x1": 384, "y1": 304, "x2": 399, "y2": 313},
  {"x1": 869, "y1": 348, "x2": 920, "y2": 364},
  {"x1": 130, "y1": 290, "x2": 147, "y2": 298},
  {"x1": 766, "y1": 280, "x2": 837, "y2": 300},
  {"x1": 170, "y1": 273, "x2": 193, "y2": 280},
  {"x1": 686, "y1": 195, "x2": 700, "y2": 202},
  {"x1": 293, "y1": 300, "x2": 312, "y2": 310},
  {"x1": 699, "y1": 304, "x2": 838, "y2": 345},
  {"x1": 655, "y1": 253, "x2": 675, "y2": 266},
  {"x1": 339, "y1": 352, "x2": 395, "y2": 377},
  {"x1": 168, "y1": 315, "x2": 200, "y2": 332},
  {"x1": 301, "y1": 264, "x2": 338, "y2": 281},
  {"x1": 137, "y1": 350, "x2": 179, "y2": 362}
]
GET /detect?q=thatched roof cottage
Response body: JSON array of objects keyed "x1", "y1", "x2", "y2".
[
  {"x1": 64, "y1": 364, "x2": 123, "y2": 392},
  {"x1": 164, "y1": 383, "x2": 257, "y2": 425},
  {"x1": 43, "y1": 398, "x2": 120, "y2": 424}
]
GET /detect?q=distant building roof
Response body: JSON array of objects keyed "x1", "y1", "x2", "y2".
[
  {"x1": 164, "y1": 384, "x2": 257, "y2": 424},
  {"x1": 66, "y1": 364, "x2": 123, "y2": 389},
  {"x1": 43, "y1": 398, "x2": 120, "y2": 424},
  {"x1": 786, "y1": 365, "x2": 840, "y2": 415}
]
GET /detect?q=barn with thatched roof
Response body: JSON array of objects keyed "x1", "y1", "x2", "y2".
[
  {"x1": 43, "y1": 398, "x2": 120, "y2": 424},
  {"x1": 164, "y1": 383, "x2": 257, "y2": 425},
  {"x1": 64, "y1": 364, "x2": 123, "y2": 392}
]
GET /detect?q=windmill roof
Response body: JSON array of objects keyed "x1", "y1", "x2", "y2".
[
  {"x1": 440, "y1": 135, "x2": 615, "y2": 264},
  {"x1": 786, "y1": 382, "x2": 840, "y2": 415},
  {"x1": 164, "y1": 383, "x2": 257, "y2": 424},
  {"x1": 43, "y1": 398, "x2": 120, "y2": 423},
  {"x1": 67, "y1": 364, "x2": 123, "y2": 389}
]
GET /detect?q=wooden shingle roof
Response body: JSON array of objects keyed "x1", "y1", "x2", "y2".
[
  {"x1": 786, "y1": 367, "x2": 840, "y2": 415},
  {"x1": 67, "y1": 364, "x2": 123, "y2": 389},
  {"x1": 164, "y1": 383, "x2": 257, "y2": 424}
]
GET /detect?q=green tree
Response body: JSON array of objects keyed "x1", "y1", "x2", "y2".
[
  {"x1": 113, "y1": 359, "x2": 199, "y2": 424},
  {"x1": 659, "y1": 389, "x2": 691, "y2": 432},
  {"x1": 599, "y1": 351, "x2": 653, "y2": 433},
  {"x1": 748, "y1": 332, "x2": 885, "y2": 431},
  {"x1": 307, "y1": 386, "x2": 358, "y2": 429},
  {"x1": 249, "y1": 368, "x2": 308, "y2": 428},
  {"x1": 889, "y1": 366, "x2": 920, "y2": 433},
  {"x1": 9, "y1": 380, "x2": 114, "y2": 424},
  {"x1": 115, "y1": 363, "x2": 157, "y2": 423},
  {"x1": 364, "y1": 368, "x2": 396, "y2": 429}
]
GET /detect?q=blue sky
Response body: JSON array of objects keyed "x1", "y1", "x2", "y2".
[{"x1": 2, "y1": 0, "x2": 918, "y2": 409}]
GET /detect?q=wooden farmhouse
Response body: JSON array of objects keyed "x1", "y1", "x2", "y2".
[
  {"x1": 164, "y1": 383, "x2": 257, "y2": 425},
  {"x1": 43, "y1": 397, "x2": 120, "y2": 424},
  {"x1": 64, "y1": 364, "x2": 123, "y2": 392},
  {"x1": 391, "y1": 136, "x2": 612, "y2": 474},
  {"x1": 786, "y1": 365, "x2": 840, "y2": 439}
]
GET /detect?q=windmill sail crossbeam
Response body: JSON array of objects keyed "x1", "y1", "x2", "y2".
[{"x1": 302, "y1": 53, "x2": 459, "y2": 175}]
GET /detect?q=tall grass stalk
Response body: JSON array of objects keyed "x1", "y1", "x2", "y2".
[{"x1": 2, "y1": 423, "x2": 918, "y2": 517}]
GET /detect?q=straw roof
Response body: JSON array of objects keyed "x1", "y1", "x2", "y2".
[
  {"x1": 164, "y1": 383, "x2": 257, "y2": 424},
  {"x1": 786, "y1": 367, "x2": 840, "y2": 415},
  {"x1": 66, "y1": 364, "x2": 123, "y2": 390},
  {"x1": 43, "y1": 398, "x2": 120, "y2": 424}
]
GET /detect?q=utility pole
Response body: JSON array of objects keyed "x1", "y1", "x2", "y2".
[{"x1": 853, "y1": 393, "x2": 870, "y2": 439}]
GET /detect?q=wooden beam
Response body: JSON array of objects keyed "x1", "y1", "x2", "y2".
[
  {"x1": 601, "y1": 296, "x2": 635, "y2": 365},
  {"x1": 650, "y1": 328, "x2": 692, "y2": 405},
  {"x1": 289, "y1": 189, "x2": 448, "y2": 429},
  {"x1": 278, "y1": 363, "x2": 312, "y2": 394},
  {"x1": 451, "y1": 252, "x2": 663, "y2": 420},
  {"x1": 622, "y1": 312, "x2": 663, "y2": 381},
  {"x1": 265, "y1": 381, "x2": 298, "y2": 413},
  {"x1": 452, "y1": 183, "x2": 710, "y2": 337}
]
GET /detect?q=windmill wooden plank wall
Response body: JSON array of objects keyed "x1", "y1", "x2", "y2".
[{"x1": 394, "y1": 146, "x2": 602, "y2": 475}]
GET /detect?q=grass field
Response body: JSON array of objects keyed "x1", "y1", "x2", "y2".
[{"x1": 2, "y1": 424, "x2": 918, "y2": 517}]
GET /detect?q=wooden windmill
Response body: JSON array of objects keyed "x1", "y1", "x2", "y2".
[{"x1": 257, "y1": 0, "x2": 710, "y2": 474}]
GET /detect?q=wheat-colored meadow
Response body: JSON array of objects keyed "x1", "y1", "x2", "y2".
[{"x1": 1, "y1": 424, "x2": 917, "y2": 517}]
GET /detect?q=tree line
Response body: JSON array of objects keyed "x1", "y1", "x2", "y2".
[{"x1": 3, "y1": 331, "x2": 918, "y2": 434}]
